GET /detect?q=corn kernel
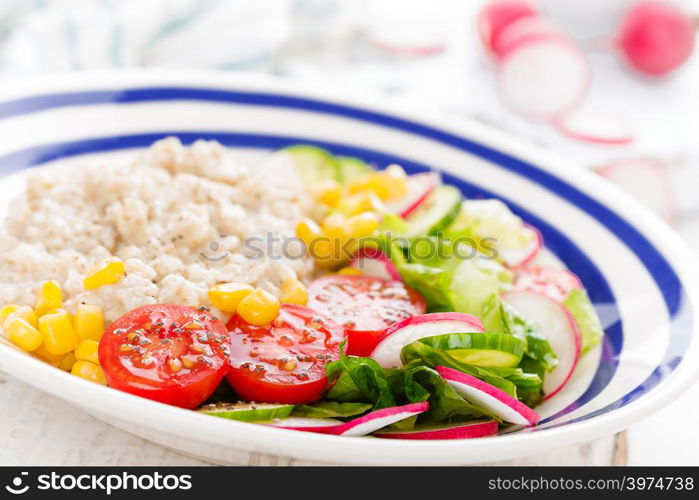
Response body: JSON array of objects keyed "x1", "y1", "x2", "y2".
[
  {"x1": 38, "y1": 312, "x2": 78, "y2": 355},
  {"x1": 312, "y1": 180, "x2": 342, "y2": 207},
  {"x1": 295, "y1": 218, "x2": 323, "y2": 246},
  {"x1": 83, "y1": 257, "x2": 125, "y2": 290},
  {"x1": 33, "y1": 343, "x2": 63, "y2": 365},
  {"x1": 6, "y1": 318, "x2": 43, "y2": 352},
  {"x1": 71, "y1": 360, "x2": 107, "y2": 385},
  {"x1": 0, "y1": 304, "x2": 19, "y2": 324},
  {"x1": 35, "y1": 280, "x2": 62, "y2": 316},
  {"x1": 3, "y1": 305, "x2": 38, "y2": 329},
  {"x1": 321, "y1": 213, "x2": 348, "y2": 240},
  {"x1": 308, "y1": 238, "x2": 337, "y2": 267},
  {"x1": 279, "y1": 278, "x2": 308, "y2": 305},
  {"x1": 382, "y1": 164, "x2": 409, "y2": 199},
  {"x1": 74, "y1": 304, "x2": 104, "y2": 341},
  {"x1": 236, "y1": 288, "x2": 280, "y2": 326},
  {"x1": 337, "y1": 192, "x2": 382, "y2": 215},
  {"x1": 58, "y1": 352, "x2": 76, "y2": 371},
  {"x1": 45, "y1": 308, "x2": 73, "y2": 324},
  {"x1": 208, "y1": 283, "x2": 254, "y2": 312},
  {"x1": 338, "y1": 266, "x2": 362, "y2": 276},
  {"x1": 74, "y1": 339, "x2": 100, "y2": 365},
  {"x1": 347, "y1": 174, "x2": 373, "y2": 194},
  {"x1": 345, "y1": 212, "x2": 381, "y2": 238}
]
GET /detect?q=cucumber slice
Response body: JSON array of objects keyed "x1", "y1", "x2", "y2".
[
  {"x1": 198, "y1": 402, "x2": 294, "y2": 422},
  {"x1": 420, "y1": 332, "x2": 525, "y2": 368},
  {"x1": 405, "y1": 185, "x2": 461, "y2": 237},
  {"x1": 337, "y1": 156, "x2": 373, "y2": 183},
  {"x1": 282, "y1": 145, "x2": 340, "y2": 185}
]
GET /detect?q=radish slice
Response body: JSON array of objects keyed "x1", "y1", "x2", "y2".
[
  {"x1": 267, "y1": 418, "x2": 343, "y2": 434},
  {"x1": 478, "y1": 0, "x2": 539, "y2": 55},
  {"x1": 370, "y1": 313, "x2": 485, "y2": 368},
  {"x1": 498, "y1": 224, "x2": 542, "y2": 267},
  {"x1": 436, "y1": 366, "x2": 540, "y2": 426},
  {"x1": 597, "y1": 158, "x2": 676, "y2": 223},
  {"x1": 512, "y1": 266, "x2": 582, "y2": 303},
  {"x1": 496, "y1": 17, "x2": 590, "y2": 121},
  {"x1": 374, "y1": 420, "x2": 498, "y2": 440},
  {"x1": 503, "y1": 290, "x2": 581, "y2": 399},
  {"x1": 329, "y1": 402, "x2": 429, "y2": 437},
  {"x1": 617, "y1": 1, "x2": 695, "y2": 77},
  {"x1": 384, "y1": 172, "x2": 439, "y2": 218},
  {"x1": 553, "y1": 110, "x2": 634, "y2": 145},
  {"x1": 524, "y1": 248, "x2": 566, "y2": 270},
  {"x1": 349, "y1": 247, "x2": 402, "y2": 281}
]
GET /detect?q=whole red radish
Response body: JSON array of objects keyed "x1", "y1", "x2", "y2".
[{"x1": 617, "y1": 1, "x2": 695, "y2": 76}]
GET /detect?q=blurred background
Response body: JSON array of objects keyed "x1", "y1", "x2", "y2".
[{"x1": 0, "y1": 0, "x2": 697, "y2": 465}]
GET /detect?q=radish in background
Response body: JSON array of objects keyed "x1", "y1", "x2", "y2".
[
  {"x1": 616, "y1": 1, "x2": 696, "y2": 77},
  {"x1": 478, "y1": 0, "x2": 539, "y2": 55}
]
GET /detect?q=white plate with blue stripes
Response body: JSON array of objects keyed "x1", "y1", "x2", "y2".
[{"x1": 0, "y1": 70, "x2": 697, "y2": 465}]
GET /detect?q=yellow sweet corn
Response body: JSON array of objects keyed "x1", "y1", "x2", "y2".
[
  {"x1": 35, "y1": 280, "x2": 62, "y2": 316},
  {"x1": 38, "y1": 311, "x2": 78, "y2": 355},
  {"x1": 321, "y1": 213, "x2": 348, "y2": 240},
  {"x1": 6, "y1": 318, "x2": 43, "y2": 352},
  {"x1": 279, "y1": 278, "x2": 308, "y2": 305},
  {"x1": 338, "y1": 266, "x2": 362, "y2": 276},
  {"x1": 295, "y1": 218, "x2": 323, "y2": 246},
  {"x1": 312, "y1": 180, "x2": 342, "y2": 207},
  {"x1": 45, "y1": 308, "x2": 73, "y2": 324},
  {"x1": 345, "y1": 212, "x2": 381, "y2": 238},
  {"x1": 58, "y1": 352, "x2": 76, "y2": 372},
  {"x1": 0, "y1": 304, "x2": 19, "y2": 324},
  {"x1": 380, "y1": 164, "x2": 409, "y2": 200},
  {"x1": 74, "y1": 339, "x2": 100, "y2": 365},
  {"x1": 71, "y1": 360, "x2": 107, "y2": 385},
  {"x1": 3, "y1": 305, "x2": 38, "y2": 329},
  {"x1": 336, "y1": 191, "x2": 382, "y2": 216},
  {"x1": 208, "y1": 283, "x2": 254, "y2": 312},
  {"x1": 33, "y1": 343, "x2": 63, "y2": 365},
  {"x1": 83, "y1": 257, "x2": 125, "y2": 290},
  {"x1": 74, "y1": 304, "x2": 105, "y2": 341},
  {"x1": 236, "y1": 288, "x2": 280, "y2": 326}
]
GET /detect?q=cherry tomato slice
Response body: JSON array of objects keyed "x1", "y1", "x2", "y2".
[
  {"x1": 98, "y1": 304, "x2": 230, "y2": 409},
  {"x1": 225, "y1": 304, "x2": 344, "y2": 404},
  {"x1": 307, "y1": 275, "x2": 426, "y2": 356},
  {"x1": 512, "y1": 266, "x2": 582, "y2": 302}
]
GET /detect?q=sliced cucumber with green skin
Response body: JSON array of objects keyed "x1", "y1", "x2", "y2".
[
  {"x1": 198, "y1": 402, "x2": 294, "y2": 422},
  {"x1": 282, "y1": 145, "x2": 340, "y2": 185},
  {"x1": 405, "y1": 185, "x2": 462, "y2": 237},
  {"x1": 337, "y1": 156, "x2": 373, "y2": 183},
  {"x1": 419, "y1": 332, "x2": 525, "y2": 368}
]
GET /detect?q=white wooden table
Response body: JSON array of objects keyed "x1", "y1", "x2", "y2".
[{"x1": 1, "y1": 216, "x2": 696, "y2": 466}]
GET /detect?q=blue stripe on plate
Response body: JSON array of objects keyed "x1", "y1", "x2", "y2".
[
  {"x1": 0, "y1": 86, "x2": 691, "y2": 424},
  {"x1": 0, "y1": 131, "x2": 620, "y2": 424}
]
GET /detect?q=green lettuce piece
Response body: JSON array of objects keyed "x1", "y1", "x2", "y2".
[
  {"x1": 291, "y1": 402, "x2": 372, "y2": 419},
  {"x1": 500, "y1": 300, "x2": 558, "y2": 372},
  {"x1": 564, "y1": 288, "x2": 603, "y2": 355},
  {"x1": 387, "y1": 363, "x2": 495, "y2": 425},
  {"x1": 325, "y1": 349, "x2": 396, "y2": 409}
]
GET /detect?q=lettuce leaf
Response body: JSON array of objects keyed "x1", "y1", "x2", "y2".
[
  {"x1": 564, "y1": 288, "x2": 603, "y2": 355},
  {"x1": 325, "y1": 350, "x2": 396, "y2": 409},
  {"x1": 292, "y1": 402, "x2": 372, "y2": 419},
  {"x1": 500, "y1": 300, "x2": 558, "y2": 372}
]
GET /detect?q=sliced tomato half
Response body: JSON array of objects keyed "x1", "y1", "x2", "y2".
[
  {"x1": 307, "y1": 275, "x2": 426, "y2": 356},
  {"x1": 225, "y1": 304, "x2": 345, "y2": 404},
  {"x1": 98, "y1": 304, "x2": 230, "y2": 409}
]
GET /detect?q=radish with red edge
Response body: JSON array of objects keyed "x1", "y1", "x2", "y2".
[
  {"x1": 349, "y1": 247, "x2": 402, "y2": 281},
  {"x1": 496, "y1": 17, "x2": 590, "y2": 121},
  {"x1": 374, "y1": 420, "x2": 499, "y2": 440},
  {"x1": 503, "y1": 290, "x2": 581, "y2": 399},
  {"x1": 499, "y1": 224, "x2": 542, "y2": 267},
  {"x1": 553, "y1": 110, "x2": 634, "y2": 146},
  {"x1": 512, "y1": 266, "x2": 582, "y2": 303},
  {"x1": 329, "y1": 402, "x2": 429, "y2": 437},
  {"x1": 371, "y1": 312, "x2": 485, "y2": 368},
  {"x1": 616, "y1": 1, "x2": 695, "y2": 77},
  {"x1": 384, "y1": 172, "x2": 440, "y2": 218},
  {"x1": 267, "y1": 418, "x2": 343, "y2": 434},
  {"x1": 477, "y1": 0, "x2": 538, "y2": 55},
  {"x1": 598, "y1": 158, "x2": 676, "y2": 223},
  {"x1": 436, "y1": 366, "x2": 539, "y2": 426}
]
